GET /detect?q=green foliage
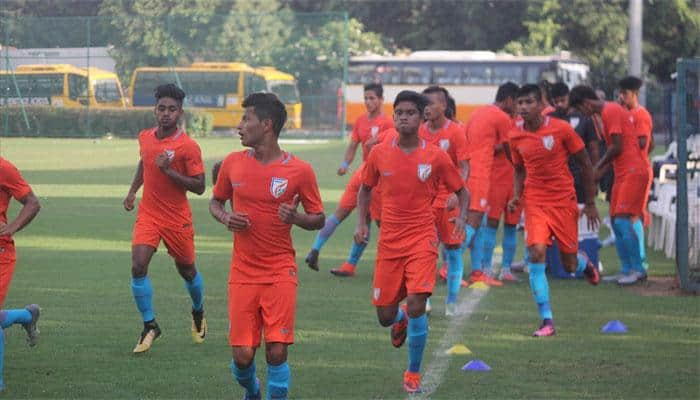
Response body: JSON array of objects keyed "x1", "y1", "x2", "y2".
[
  {"x1": 504, "y1": 0, "x2": 563, "y2": 55},
  {"x1": 1, "y1": 107, "x2": 212, "y2": 137}
]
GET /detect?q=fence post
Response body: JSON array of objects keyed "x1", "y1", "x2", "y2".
[
  {"x1": 675, "y1": 58, "x2": 690, "y2": 291},
  {"x1": 87, "y1": 17, "x2": 92, "y2": 138}
]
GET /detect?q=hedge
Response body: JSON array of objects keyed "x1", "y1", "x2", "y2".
[{"x1": 0, "y1": 107, "x2": 213, "y2": 138}]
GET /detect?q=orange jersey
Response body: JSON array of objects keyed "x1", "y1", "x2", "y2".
[
  {"x1": 213, "y1": 150, "x2": 324, "y2": 285},
  {"x1": 465, "y1": 105, "x2": 513, "y2": 182},
  {"x1": 631, "y1": 106, "x2": 653, "y2": 159},
  {"x1": 419, "y1": 119, "x2": 469, "y2": 208},
  {"x1": 363, "y1": 138, "x2": 464, "y2": 257},
  {"x1": 351, "y1": 113, "x2": 395, "y2": 161},
  {"x1": 509, "y1": 116, "x2": 585, "y2": 207},
  {"x1": 0, "y1": 157, "x2": 32, "y2": 244},
  {"x1": 600, "y1": 102, "x2": 646, "y2": 177},
  {"x1": 137, "y1": 128, "x2": 205, "y2": 229}
]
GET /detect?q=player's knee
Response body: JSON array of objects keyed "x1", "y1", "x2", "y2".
[
  {"x1": 528, "y1": 246, "x2": 546, "y2": 263},
  {"x1": 232, "y1": 347, "x2": 256, "y2": 368},
  {"x1": 376, "y1": 308, "x2": 396, "y2": 327},
  {"x1": 131, "y1": 261, "x2": 148, "y2": 278},
  {"x1": 176, "y1": 264, "x2": 196, "y2": 281},
  {"x1": 406, "y1": 296, "x2": 427, "y2": 318},
  {"x1": 265, "y1": 343, "x2": 288, "y2": 365}
]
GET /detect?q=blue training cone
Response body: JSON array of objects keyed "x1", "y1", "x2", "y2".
[
  {"x1": 601, "y1": 320, "x2": 628, "y2": 333},
  {"x1": 462, "y1": 359, "x2": 491, "y2": 371}
]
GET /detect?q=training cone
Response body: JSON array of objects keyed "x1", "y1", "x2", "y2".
[
  {"x1": 445, "y1": 344, "x2": 472, "y2": 355},
  {"x1": 601, "y1": 320, "x2": 628, "y2": 333},
  {"x1": 469, "y1": 281, "x2": 489, "y2": 290},
  {"x1": 462, "y1": 359, "x2": 491, "y2": 371}
]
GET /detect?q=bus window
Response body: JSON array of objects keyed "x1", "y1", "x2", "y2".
[
  {"x1": 376, "y1": 63, "x2": 402, "y2": 84},
  {"x1": 348, "y1": 64, "x2": 375, "y2": 84},
  {"x1": 94, "y1": 79, "x2": 122, "y2": 103},
  {"x1": 268, "y1": 80, "x2": 299, "y2": 104},
  {"x1": 68, "y1": 73, "x2": 88, "y2": 101},
  {"x1": 462, "y1": 65, "x2": 492, "y2": 84},
  {"x1": 526, "y1": 65, "x2": 543, "y2": 83},
  {"x1": 493, "y1": 65, "x2": 522, "y2": 83},
  {"x1": 178, "y1": 71, "x2": 238, "y2": 108},
  {"x1": 245, "y1": 73, "x2": 267, "y2": 96},
  {"x1": 402, "y1": 64, "x2": 431, "y2": 84},
  {"x1": 433, "y1": 64, "x2": 462, "y2": 85},
  {"x1": 132, "y1": 71, "x2": 166, "y2": 106},
  {"x1": 0, "y1": 73, "x2": 63, "y2": 105}
]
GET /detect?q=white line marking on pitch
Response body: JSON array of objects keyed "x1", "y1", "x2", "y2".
[{"x1": 409, "y1": 287, "x2": 490, "y2": 400}]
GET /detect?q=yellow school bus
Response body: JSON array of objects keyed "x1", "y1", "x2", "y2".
[
  {"x1": 0, "y1": 64, "x2": 126, "y2": 108},
  {"x1": 129, "y1": 62, "x2": 302, "y2": 129}
]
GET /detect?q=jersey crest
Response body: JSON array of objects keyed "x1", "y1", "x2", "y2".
[
  {"x1": 569, "y1": 117, "x2": 580, "y2": 129},
  {"x1": 439, "y1": 139, "x2": 450, "y2": 151},
  {"x1": 165, "y1": 149, "x2": 175, "y2": 160},
  {"x1": 370, "y1": 126, "x2": 379, "y2": 137},
  {"x1": 542, "y1": 135, "x2": 554, "y2": 151},
  {"x1": 417, "y1": 163, "x2": 432, "y2": 182},
  {"x1": 270, "y1": 177, "x2": 288, "y2": 199}
]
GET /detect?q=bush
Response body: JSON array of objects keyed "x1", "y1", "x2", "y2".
[{"x1": 0, "y1": 107, "x2": 213, "y2": 138}]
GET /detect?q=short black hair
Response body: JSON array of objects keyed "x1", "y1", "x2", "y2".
[
  {"x1": 393, "y1": 90, "x2": 429, "y2": 115},
  {"x1": 516, "y1": 84, "x2": 542, "y2": 101},
  {"x1": 619, "y1": 76, "x2": 643, "y2": 91},
  {"x1": 446, "y1": 95, "x2": 457, "y2": 120},
  {"x1": 154, "y1": 83, "x2": 186, "y2": 105},
  {"x1": 422, "y1": 85, "x2": 450, "y2": 104},
  {"x1": 550, "y1": 82, "x2": 570, "y2": 98},
  {"x1": 242, "y1": 92, "x2": 287, "y2": 136},
  {"x1": 364, "y1": 83, "x2": 384, "y2": 98},
  {"x1": 539, "y1": 79, "x2": 552, "y2": 103},
  {"x1": 568, "y1": 85, "x2": 599, "y2": 108},
  {"x1": 495, "y1": 81, "x2": 519, "y2": 102}
]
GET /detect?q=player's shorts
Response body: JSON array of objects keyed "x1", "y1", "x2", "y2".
[
  {"x1": 339, "y1": 169, "x2": 382, "y2": 221},
  {"x1": 372, "y1": 251, "x2": 437, "y2": 306},
  {"x1": 525, "y1": 203, "x2": 579, "y2": 254},
  {"x1": 0, "y1": 241, "x2": 17, "y2": 307},
  {"x1": 132, "y1": 218, "x2": 196, "y2": 265},
  {"x1": 467, "y1": 177, "x2": 490, "y2": 213},
  {"x1": 228, "y1": 281, "x2": 297, "y2": 347},
  {"x1": 433, "y1": 207, "x2": 464, "y2": 246},
  {"x1": 610, "y1": 171, "x2": 650, "y2": 218},
  {"x1": 486, "y1": 181, "x2": 521, "y2": 225}
]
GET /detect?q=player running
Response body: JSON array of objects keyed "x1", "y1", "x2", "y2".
[
  {"x1": 508, "y1": 84, "x2": 601, "y2": 337},
  {"x1": 305, "y1": 83, "x2": 393, "y2": 277},
  {"x1": 355, "y1": 90, "x2": 469, "y2": 393},
  {"x1": 124, "y1": 84, "x2": 207, "y2": 353},
  {"x1": 210, "y1": 92, "x2": 325, "y2": 400}
]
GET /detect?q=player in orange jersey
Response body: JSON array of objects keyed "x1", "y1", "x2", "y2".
[
  {"x1": 570, "y1": 84, "x2": 649, "y2": 285},
  {"x1": 463, "y1": 82, "x2": 518, "y2": 287},
  {"x1": 124, "y1": 84, "x2": 207, "y2": 353},
  {"x1": 210, "y1": 92, "x2": 325, "y2": 400},
  {"x1": 305, "y1": 83, "x2": 393, "y2": 277},
  {"x1": 0, "y1": 157, "x2": 41, "y2": 391},
  {"x1": 356, "y1": 90, "x2": 469, "y2": 393},
  {"x1": 419, "y1": 86, "x2": 469, "y2": 316},
  {"x1": 508, "y1": 84, "x2": 601, "y2": 337}
]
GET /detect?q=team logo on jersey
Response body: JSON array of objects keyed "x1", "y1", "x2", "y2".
[
  {"x1": 439, "y1": 139, "x2": 450, "y2": 151},
  {"x1": 371, "y1": 126, "x2": 379, "y2": 137},
  {"x1": 570, "y1": 117, "x2": 580, "y2": 129},
  {"x1": 373, "y1": 288, "x2": 381, "y2": 300},
  {"x1": 270, "y1": 177, "x2": 288, "y2": 199},
  {"x1": 542, "y1": 135, "x2": 554, "y2": 151},
  {"x1": 417, "y1": 163, "x2": 432, "y2": 182},
  {"x1": 165, "y1": 149, "x2": 175, "y2": 160}
]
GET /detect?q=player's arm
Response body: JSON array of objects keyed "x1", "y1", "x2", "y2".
[
  {"x1": 0, "y1": 192, "x2": 40, "y2": 236},
  {"x1": 508, "y1": 162, "x2": 526, "y2": 213},
  {"x1": 209, "y1": 196, "x2": 251, "y2": 232},
  {"x1": 154, "y1": 152, "x2": 205, "y2": 195},
  {"x1": 572, "y1": 149, "x2": 601, "y2": 230},
  {"x1": 278, "y1": 194, "x2": 325, "y2": 230},
  {"x1": 124, "y1": 160, "x2": 144, "y2": 211},
  {"x1": 452, "y1": 187, "x2": 469, "y2": 234},
  {"x1": 354, "y1": 184, "x2": 372, "y2": 244},
  {"x1": 338, "y1": 140, "x2": 360, "y2": 176},
  {"x1": 593, "y1": 134, "x2": 621, "y2": 180}
]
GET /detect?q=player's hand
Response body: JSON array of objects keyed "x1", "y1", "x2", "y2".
[
  {"x1": 222, "y1": 211, "x2": 251, "y2": 232},
  {"x1": 123, "y1": 192, "x2": 136, "y2": 211},
  {"x1": 0, "y1": 222, "x2": 13, "y2": 237},
  {"x1": 582, "y1": 203, "x2": 601, "y2": 231},
  {"x1": 354, "y1": 222, "x2": 369, "y2": 245},
  {"x1": 337, "y1": 166, "x2": 348, "y2": 176},
  {"x1": 446, "y1": 193, "x2": 458, "y2": 211},
  {"x1": 449, "y1": 216, "x2": 467, "y2": 239},
  {"x1": 278, "y1": 194, "x2": 300, "y2": 224},
  {"x1": 507, "y1": 197, "x2": 521, "y2": 213},
  {"x1": 155, "y1": 152, "x2": 171, "y2": 171}
]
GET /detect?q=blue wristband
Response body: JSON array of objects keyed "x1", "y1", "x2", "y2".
[{"x1": 340, "y1": 160, "x2": 350, "y2": 169}]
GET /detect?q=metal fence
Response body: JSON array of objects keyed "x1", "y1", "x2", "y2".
[{"x1": 1, "y1": 13, "x2": 349, "y2": 138}]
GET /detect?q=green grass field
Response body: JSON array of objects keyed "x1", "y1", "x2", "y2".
[{"x1": 0, "y1": 137, "x2": 698, "y2": 399}]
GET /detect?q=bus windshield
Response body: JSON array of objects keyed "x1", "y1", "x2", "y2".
[
  {"x1": 0, "y1": 73, "x2": 63, "y2": 105},
  {"x1": 132, "y1": 70, "x2": 239, "y2": 107},
  {"x1": 94, "y1": 79, "x2": 122, "y2": 103},
  {"x1": 268, "y1": 80, "x2": 300, "y2": 104}
]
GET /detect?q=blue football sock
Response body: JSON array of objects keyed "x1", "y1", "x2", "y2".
[
  {"x1": 460, "y1": 225, "x2": 477, "y2": 254},
  {"x1": 481, "y1": 226, "x2": 498, "y2": 269},
  {"x1": 0, "y1": 309, "x2": 32, "y2": 329},
  {"x1": 231, "y1": 360, "x2": 259, "y2": 397},
  {"x1": 502, "y1": 225, "x2": 517, "y2": 268},
  {"x1": 575, "y1": 252, "x2": 588, "y2": 275},
  {"x1": 614, "y1": 218, "x2": 641, "y2": 273},
  {"x1": 633, "y1": 219, "x2": 648, "y2": 271},
  {"x1": 0, "y1": 328, "x2": 4, "y2": 390},
  {"x1": 528, "y1": 262, "x2": 552, "y2": 320},
  {"x1": 612, "y1": 219, "x2": 632, "y2": 275},
  {"x1": 441, "y1": 246, "x2": 448, "y2": 265},
  {"x1": 393, "y1": 307, "x2": 406, "y2": 324},
  {"x1": 470, "y1": 227, "x2": 484, "y2": 272},
  {"x1": 407, "y1": 314, "x2": 428, "y2": 373},
  {"x1": 312, "y1": 214, "x2": 340, "y2": 251},
  {"x1": 347, "y1": 226, "x2": 369, "y2": 265},
  {"x1": 131, "y1": 276, "x2": 155, "y2": 322},
  {"x1": 267, "y1": 362, "x2": 290, "y2": 400},
  {"x1": 445, "y1": 248, "x2": 464, "y2": 304},
  {"x1": 184, "y1": 271, "x2": 204, "y2": 312}
]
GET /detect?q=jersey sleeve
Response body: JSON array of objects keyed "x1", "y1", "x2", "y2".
[
  {"x1": 496, "y1": 113, "x2": 513, "y2": 144},
  {"x1": 453, "y1": 127, "x2": 470, "y2": 161},
  {"x1": 184, "y1": 141, "x2": 205, "y2": 177},
  {"x1": 299, "y1": 164, "x2": 324, "y2": 214},
  {"x1": 361, "y1": 148, "x2": 380, "y2": 188},
  {"x1": 563, "y1": 124, "x2": 585, "y2": 155},
  {"x1": 603, "y1": 105, "x2": 623, "y2": 138},
  {"x1": 436, "y1": 151, "x2": 464, "y2": 193},
  {"x1": 212, "y1": 155, "x2": 233, "y2": 201},
  {"x1": 636, "y1": 111, "x2": 653, "y2": 138},
  {"x1": 351, "y1": 118, "x2": 361, "y2": 142},
  {"x1": 0, "y1": 160, "x2": 32, "y2": 201},
  {"x1": 509, "y1": 135, "x2": 523, "y2": 165}
]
